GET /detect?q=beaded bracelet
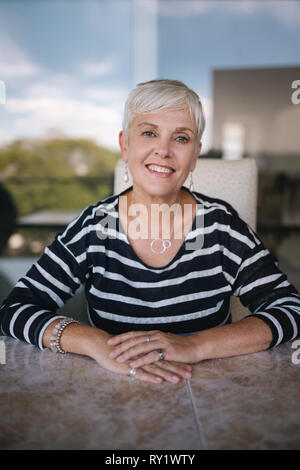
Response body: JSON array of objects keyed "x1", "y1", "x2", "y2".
[{"x1": 50, "y1": 317, "x2": 78, "y2": 354}]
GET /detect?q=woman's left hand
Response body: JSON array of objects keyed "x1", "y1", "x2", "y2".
[{"x1": 107, "y1": 330, "x2": 199, "y2": 368}]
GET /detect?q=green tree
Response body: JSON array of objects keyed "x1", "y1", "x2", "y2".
[{"x1": 0, "y1": 137, "x2": 120, "y2": 216}]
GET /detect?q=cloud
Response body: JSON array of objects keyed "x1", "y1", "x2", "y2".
[
  {"x1": 78, "y1": 59, "x2": 116, "y2": 78},
  {"x1": 0, "y1": 30, "x2": 43, "y2": 79},
  {"x1": 4, "y1": 74, "x2": 129, "y2": 149},
  {"x1": 5, "y1": 96, "x2": 123, "y2": 150},
  {"x1": 23, "y1": 74, "x2": 80, "y2": 99},
  {"x1": 0, "y1": 62, "x2": 42, "y2": 79},
  {"x1": 82, "y1": 85, "x2": 128, "y2": 111},
  {"x1": 0, "y1": 29, "x2": 126, "y2": 150}
]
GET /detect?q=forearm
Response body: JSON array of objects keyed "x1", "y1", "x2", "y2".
[
  {"x1": 192, "y1": 316, "x2": 273, "y2": 362},
  {"x1": 42, "y1": 319, "x2": 130, "y2": 373},
  {"x1": 42, "y1": 319, "x2": 109, "y2": 357}
]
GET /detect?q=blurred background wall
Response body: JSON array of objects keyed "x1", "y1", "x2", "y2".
[{"x1": 0, "y1": 0, "x2": 300, "y2": 298}]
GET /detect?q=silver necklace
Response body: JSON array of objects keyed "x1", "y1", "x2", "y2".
[
  {"x1": 150, "y1": 238, "x2": 172, "y2": 254},
  {"x1": 130, "y1": 192, "x2": 182, "y2": 255}
]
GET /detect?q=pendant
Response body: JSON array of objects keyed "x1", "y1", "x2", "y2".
[{"x1": 150, "y1": 239, "x2": 172, "y2": 254}]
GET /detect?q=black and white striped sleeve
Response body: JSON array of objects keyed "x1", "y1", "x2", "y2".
[
  {"x1": 222, "y1": 207, "x2": 300, "y2": 348},
  {"x1": 0, "y1": 209, "x2": 91, "y2": 350}
]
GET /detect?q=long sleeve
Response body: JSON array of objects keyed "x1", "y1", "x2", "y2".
[
  {"x1": 221, "y1": 206, "x2": 300, "y2": 348},
  {"x1": 0, "y1": 206, "x2": 92, "y2": 350}
]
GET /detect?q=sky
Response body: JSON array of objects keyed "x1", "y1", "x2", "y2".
[{"x1": 0, "y1": 0, "x2": 300, "y2": 152}]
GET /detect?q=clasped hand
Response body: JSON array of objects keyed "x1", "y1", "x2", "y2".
[{"x1": 107, "y1": 330, "x2": 198, "y2": 381}]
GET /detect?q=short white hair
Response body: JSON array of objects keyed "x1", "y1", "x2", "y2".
[{"x1": 122, "y1": 79, "x2": 206, "y2": 143}]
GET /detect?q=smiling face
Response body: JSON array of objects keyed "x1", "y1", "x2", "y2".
[{"x1": 119, "y1": 108, "x2": 202, "y2": 200}]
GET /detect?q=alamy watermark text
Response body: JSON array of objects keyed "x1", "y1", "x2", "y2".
[{"x1": 291, "y1": 80, "x2": 300, "y2": 104}]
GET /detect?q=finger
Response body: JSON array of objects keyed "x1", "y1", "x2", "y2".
[
  {"x1": 132, "y1": 367, "x2": 162, "y2": 384},
  {"x1": 107, "y1": 330, "x2": 160, "y2": 346},
  {"x1": 107, "y1": 331, "x2": 147, "y2": 346},
  {"x1": 128, "y1": 350, "x2": 163, "y2": 368},
  {"x1": 142, "y1": 364, "x2": 182, "y2": 384},
  {"x1": 114, "y1": 341, "x2": 162, "y2": 363},
  {"x1": 170, "y1": 362, "x2": 193, "y2": 372},
  {"x1": 109, "y1": 334, "x2": 153, "y2": 360},
  {"x1": 130, "y1": 356, "x2": 192, "y2": 372},
  {"x1": 131, "y1": 357, "x2": 192, "y2": 379},
  {"x1": 156, "y1": 361, "x2": 192, "y2": 379}
]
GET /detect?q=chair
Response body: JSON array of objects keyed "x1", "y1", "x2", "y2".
[{"x1": 114, "y1": 157, "x2": 258, "y2": 322}]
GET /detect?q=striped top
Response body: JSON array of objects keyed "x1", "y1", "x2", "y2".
[{"x1": 1, "y1": 187, "x2": 300, "y2": 350}]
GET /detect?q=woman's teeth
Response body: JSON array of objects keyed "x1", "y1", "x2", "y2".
[{"x1": 147, "y1": 164, "x2": 173, "y2": 174}]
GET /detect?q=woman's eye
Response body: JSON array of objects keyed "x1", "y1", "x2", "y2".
[
  {"x1": 176, "y1": 135, "x2": 189, "y2": 143},
  {"x1": 142, "y1": 131, "x2": 156, "y2": 137}
]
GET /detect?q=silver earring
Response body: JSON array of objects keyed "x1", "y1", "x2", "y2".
[
  {"x1": 189, "y1": 172, "x2": 194, "y2": 192},
  {"x1": 124, "y1": 163, "x2": 129, "y2": 183}
]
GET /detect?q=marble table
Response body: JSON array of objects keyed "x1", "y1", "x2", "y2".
[{"x1": 0, "y1": 336, "x2": 299, "y2": 450}]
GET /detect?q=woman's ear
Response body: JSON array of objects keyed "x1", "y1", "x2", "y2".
[
  {"x1": 191, "y1": 142, "x2": 202, "y2": 171},
  {"x1": 119, "y1": 131, "x2": 128, "y2": 162}
]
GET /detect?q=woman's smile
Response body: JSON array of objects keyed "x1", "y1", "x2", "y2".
[{"x1": 145, "y1": 163, "x2": 175, "y2": 178}]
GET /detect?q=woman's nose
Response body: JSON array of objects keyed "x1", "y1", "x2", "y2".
[{"x1": 154, "y1": 137, "x2": 173, "y2": 158}]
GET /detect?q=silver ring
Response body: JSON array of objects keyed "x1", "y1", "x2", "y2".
[
  {"x1": 129, "y1": 368, "x2": 137, "y2": 377},
  {"x1": 146, "y1": 334, "x2": 151, "y2": 342},
  {"x1": 157, "y1": 349, "x2": 165, "y2": 361}
]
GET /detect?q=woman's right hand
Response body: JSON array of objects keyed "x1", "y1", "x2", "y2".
[{"x1": 88, "y1": 329, "x2": 192, "y2": 384}]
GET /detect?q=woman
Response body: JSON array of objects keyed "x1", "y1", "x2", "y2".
[{"x1": 1, "y1": 79, "x2": 299, "y2": 384}]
